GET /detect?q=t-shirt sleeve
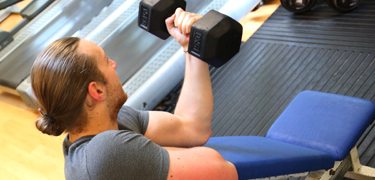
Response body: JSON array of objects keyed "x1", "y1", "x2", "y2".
[
  {"x1": 86, "y1": 130, "x2": 170, "y2": 180},
  {"x1": 117, "y1": 105, "x2": 149, "y2": 134}
]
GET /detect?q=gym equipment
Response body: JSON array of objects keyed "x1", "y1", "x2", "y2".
[
  {"x1": 0, "y1": 0, "x2": 56, "y2": 53},
  {"x1": 20, "y1": 0, "x2": 55, "y2": 19},
  {"x1": 326, "y1": 0, "x2": 363, "y2": 12},
  {"x1": 188, "y1": 10, "x2": 242, "y2": 67},
  {"x1": 280, "y1": 0, "x2": 317, "y2": 13},
  {"x1": 139, "y1": 0, "x2": 186, "y2": 40},
  {"x1": 138, "y1": 0, "x2": 243, "y2": 68},
  {"x1": 125, "y1": 0, "x2": 259, "y2": 111},
  {"x1": 0, "y1": 0, "x2": 55, "y2": 52},
  {"x1": 0, "y1": 0, "x2": 21, "y2": 10},
  {"x1": 281, "y1": 0, "x2": 363, "y2": 13},
  {"x1": 251, "y1": 0, "x2": 264, "y2": 12},
  {"x1": 0, "y1": 0, "x2": 112, "y2": 91},
  {"x1": 205, "y1": 91, "x2": 375, "y2": 179},
  {"x1": 0, "y1": 30, "x2": 13, "y2": 51}
]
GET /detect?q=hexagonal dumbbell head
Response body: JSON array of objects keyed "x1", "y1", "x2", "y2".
[
  {"x1": 139, "y1": 0, "x2": 186, "y2": 40},
  {"x1": 188, "y1": 10, "x2": 243, "y2": 68}
]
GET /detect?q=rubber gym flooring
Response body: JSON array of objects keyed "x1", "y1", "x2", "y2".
[{"x1": 161, "y1": 0, "x2": 375, "y2": 178}]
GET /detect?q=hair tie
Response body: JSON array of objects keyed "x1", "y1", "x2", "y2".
[{"x1": 43, "y1": 114, "x2": 56, "y2": 124}]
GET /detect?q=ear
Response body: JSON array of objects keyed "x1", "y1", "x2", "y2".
[{"x1": 87, "y1": 81, "x2": 106, "y2": 101}]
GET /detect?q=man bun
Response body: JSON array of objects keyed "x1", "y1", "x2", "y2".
[{"x1": 36, "y1": 109, "x2": 64, "y2": 136}]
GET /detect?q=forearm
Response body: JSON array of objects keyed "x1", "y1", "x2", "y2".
[
  {"x1": 174, "y1": 52, "x2": 213, "y2": 139},
  {"x1": 148, "y1": 9, "x2": 212, "y2": 146}
]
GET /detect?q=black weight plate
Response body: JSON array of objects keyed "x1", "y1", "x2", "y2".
[
  {"x1": 280, "y1": 0, "x2": 317, "y2": 13},
  {"x1": 327, "y1": 0, "x2": 363, "y2": 12}
]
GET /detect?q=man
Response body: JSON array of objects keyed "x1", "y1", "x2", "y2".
[{"x1": 31, "y1": 8, "x2": 238, "y2": 180}]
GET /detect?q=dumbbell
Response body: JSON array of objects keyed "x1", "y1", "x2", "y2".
[
  {"x1": 280, "y1": 0, "x2": 317, "y2": 13},
  {"x1": 281, "y1": 0, "x2": 362, "y2": 13},
  {"x1": 138, "y1": 0, "x2": 243, "y2": 68},
  {"x1": 326, "y1": 0, "x2": 362, "y2": 12}
]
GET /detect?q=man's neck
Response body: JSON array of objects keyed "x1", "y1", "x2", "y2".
[{"x1": 68, "y1": 109, "x2": 119, "y2": 143}]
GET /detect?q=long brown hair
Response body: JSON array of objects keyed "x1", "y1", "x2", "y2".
[{"x1": 31, "y1": 37, "x2": 106, "y2": 136}]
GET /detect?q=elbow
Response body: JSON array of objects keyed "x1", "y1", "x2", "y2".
[
  {"x1": 202, "y1": 128, "x2": 212, "y2": 145},
  {"x1": 194, "y1": 128, "x2": 212, "y2": 146},
  {"x1": 196, "y1": 117, "x2": 213, "y2": 146},
  {"x1": 184, "y1": 116, "x2": 213, "y2": 146}
]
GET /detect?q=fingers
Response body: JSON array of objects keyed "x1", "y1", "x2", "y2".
[
  {"x1": 174, "y1": 8, "x2": 184, "y2": 26},
  {"x1": 181, "y1": 13, "x2": 191, "y2": 35},
  {"x1": 173, "y1": 8, "x2": 202, "y2": 35},
  {"x1": 176, "y1": 11, "x2": 186, "y2": 32},
  {"x1": 185, "y1": 14, "x2": 202, "y2": 34},
  {"x1": 166, "y1": 8, "x2": 201, "y2": 49}
]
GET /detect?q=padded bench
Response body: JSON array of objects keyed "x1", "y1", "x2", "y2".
[{"x1": 205, "y1": 90, "x2": 375, "y2": 180}]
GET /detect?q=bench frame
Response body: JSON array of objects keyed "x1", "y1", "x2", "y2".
[{"x1": 252, "y1": 146, "x2": 375, "y2": 180}]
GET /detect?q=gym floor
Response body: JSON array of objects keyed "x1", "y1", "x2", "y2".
[{"x1": 0, "y1": 0, "x2": 280, "y2": 179}]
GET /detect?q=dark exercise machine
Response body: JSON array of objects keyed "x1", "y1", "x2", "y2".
[
  {"x1": 0, "y1": 0, "x2": 112, "y2": 92},
  {"x1": 0, "y1": 0, "x2": 22, "y2": 10},
  {"x1": 0, "y1": 0, "x2": 55, "y2": 52}
]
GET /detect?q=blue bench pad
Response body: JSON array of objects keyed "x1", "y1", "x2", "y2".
[
  {"x1": 266, "y1": 91, "x2": 375, "y2": 160},
  {"x1": 205, "y1": 136, "x2": 334, "y2": 180}
]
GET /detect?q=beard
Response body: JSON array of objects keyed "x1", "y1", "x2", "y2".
[{"x1": 106, "y1": 81, "x2": 127, "y2": 122}]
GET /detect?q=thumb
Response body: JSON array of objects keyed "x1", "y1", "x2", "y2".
[{"x1": 165, "y1": 14, "x2": 176, "y2": 34}]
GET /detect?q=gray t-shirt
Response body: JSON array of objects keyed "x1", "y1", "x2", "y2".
[{"x1": 63, "y1": 106, "x2": 170, "y2": 180}]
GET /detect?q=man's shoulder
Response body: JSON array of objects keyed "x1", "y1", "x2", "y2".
[
  {"x1": 118, "y1": 105, "x2": 138, "y2": 116},
  {"x1": 117, "y1": 105, "x2": 149, "y2": 134},
  {"x1": 85, "y1": 130, "x2": 164, "y2": 172},
  {"x1": 89, "y1": 130, "x2": 142, "y2": 147},
  {"x1": 82, "y1": 130, "x2": 145, "y2": 163},
  {"x1": 65, "y1": 130, "x2": 141, "y2": 153},
  {"x1": 117, "y1": 105, "x2": 143, "y2": 122},
  {"x1": 65, "y1": 130, "x2": 169, "y2": 180}
]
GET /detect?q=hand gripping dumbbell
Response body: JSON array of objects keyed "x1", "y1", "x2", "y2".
[{"x1": 138, "y1": 0, "x2": 243, "y2": 68}]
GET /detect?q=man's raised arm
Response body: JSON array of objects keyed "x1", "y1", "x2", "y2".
[
  {"x1": 143, "y1": 8, "x2": 238, "y2": 180},
  {"x1": 144, "y1": 8, "x2": 213, "y2": 147}
]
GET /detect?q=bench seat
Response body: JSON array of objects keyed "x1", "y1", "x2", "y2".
[
  {"x1": 205, "y1": 136, "x2": 334, "y2": 179},
  {"x1": 205, "y1": 91, "x2": 375, "y2": 180}
]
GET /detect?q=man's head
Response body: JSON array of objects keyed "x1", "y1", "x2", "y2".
[{"x1": 31, "y1": 37, "x2": 127, "y2": 136}]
